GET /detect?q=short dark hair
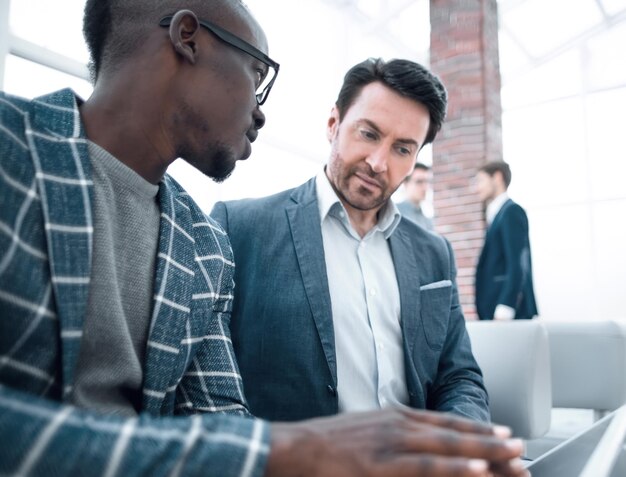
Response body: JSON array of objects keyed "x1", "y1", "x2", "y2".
[
  {"x1": 83, "y1": 0, "x2": 246, "y2": 83},
  {"x1": 479, "y1": 161, "x2": 512, "y2": 188},
  {"x1": 404, "y1": 162, "x2": 430, "y2": 182},
  {"x1": 334, "y1": 58, "x2": 448, "y2": 147}
]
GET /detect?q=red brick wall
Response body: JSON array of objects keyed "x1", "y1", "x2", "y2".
[{"x1": 429, "y1": 0, "x2": 503, "y2": 319}]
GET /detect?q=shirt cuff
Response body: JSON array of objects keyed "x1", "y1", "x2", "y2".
[{"x1": 494, "y1": 304, "x2": 515, "y2": 320}]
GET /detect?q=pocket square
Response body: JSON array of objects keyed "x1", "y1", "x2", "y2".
[{"x1": 419, "y1": 280, "x2": 452, "y2": 291}]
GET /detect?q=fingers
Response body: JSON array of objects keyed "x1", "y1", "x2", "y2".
[
  {"x1": 398, "y1": 406, "x2": 511, "y2": 438},
  {"x1": 399, "y1": 421, "x2": 524, "y2": 462},
  {"x1": 488, "y1": 457, "x2": 531, "y2": 477},
  {"x1": 384, "y1": 453, "x2": 530, "y2": 477},
  {"x1": 379, "y1": 454, "x2": 493, "y2": 477}
]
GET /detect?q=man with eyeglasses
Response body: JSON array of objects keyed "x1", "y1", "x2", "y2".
[
  {"x1": 398, "y1": 162, "x2": 435, "y2": 231},
  {"x1": 0, "y1": 1, "x2": 526, "y2": 476}
]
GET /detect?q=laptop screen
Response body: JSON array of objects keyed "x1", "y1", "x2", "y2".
[{"x1": 526, "y1": 404, "x2": 626, "y2": 477}]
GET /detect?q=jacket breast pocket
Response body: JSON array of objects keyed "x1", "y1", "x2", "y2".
[{"x1": 419, "y1": 282, "x2": 452, "y2": 351}]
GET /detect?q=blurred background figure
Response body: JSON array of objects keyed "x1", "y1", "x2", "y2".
[
  {"x1": 397, "y1": 162, "x2": 434, "y2": 231},
  {"x1": 474, "y1": 161, "x2": 538, "y2": 321}
]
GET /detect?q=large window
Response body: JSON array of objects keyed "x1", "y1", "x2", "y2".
[
  {"x1": 498, "y1": 0, "x2": 626, "y2": 321},
  {"x1": 2, "y1": 0, "x2": 91, "y2": 98}
]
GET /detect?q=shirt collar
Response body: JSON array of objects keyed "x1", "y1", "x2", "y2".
[
  {"x1": 486, "y1": 191, "x2": 509, "y2": 225},
  {"x1": 315, "y1": 168, "x2": 401, "y2": 239}
]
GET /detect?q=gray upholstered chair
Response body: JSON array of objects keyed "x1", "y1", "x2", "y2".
[
  {"x1": 527, "y1": 319, "x2": 626, "y2": 458},
  {"x1": 545, "y1": 320, "x2": 626, "y2": 415},
  {"x1": 466, "y1": 320, "x2": 552, "y2": 439}
]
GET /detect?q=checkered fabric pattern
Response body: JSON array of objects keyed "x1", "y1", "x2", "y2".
[{"x1": 0, "y1": 89, "x2": 269, "y2": 476}]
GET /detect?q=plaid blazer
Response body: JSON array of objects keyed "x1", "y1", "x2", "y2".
[{"x1": 0, "y1": 89, "x2": 269, "y2": 476}]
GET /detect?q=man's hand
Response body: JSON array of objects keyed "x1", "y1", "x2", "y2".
[{"x1": 265, "y1": 407, "x2": 529, "y2": 477}]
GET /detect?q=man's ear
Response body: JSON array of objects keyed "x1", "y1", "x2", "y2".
[
  {"x1": 168, "y1": 9, "x2": 200, "y2": 65},
  {"x1": 326, "y1": 106, "x2": 340, "y2": 143},
  {"x1": 494, "y1": 170, "x2": 505, "y2": 189}
]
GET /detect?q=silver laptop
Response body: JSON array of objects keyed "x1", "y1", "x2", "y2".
[{"x1": 526, "y1": 404, "x2": 626, "y2": 477}]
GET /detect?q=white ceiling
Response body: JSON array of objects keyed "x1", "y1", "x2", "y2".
[{"x1": 322, "y1": 0, "x2": 626, "y2": 83}]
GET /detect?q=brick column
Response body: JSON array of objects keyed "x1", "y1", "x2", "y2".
[{"x1": 429, "y1": 0, "x2": 503, "y2": 320}]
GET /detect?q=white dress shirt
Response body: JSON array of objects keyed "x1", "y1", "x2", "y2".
[
  {"x1": 316, "y1": 170, "x2": 410, "y2": 412},
  {"x1": 486, "y1": 191, "x2": 509, "y2": 226}
]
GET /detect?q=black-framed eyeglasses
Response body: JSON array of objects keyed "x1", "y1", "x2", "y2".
[{"x1": 159, "y1": 15, "x2": 280, "y2": 105}]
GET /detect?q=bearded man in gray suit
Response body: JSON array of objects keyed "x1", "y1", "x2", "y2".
[{"x1": 211, "y1": 58, "x2": 490, "y2": 425}]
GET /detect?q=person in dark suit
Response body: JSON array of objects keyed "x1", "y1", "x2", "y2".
[
  {"x1": 474, "y1": 161, "x2": 538, "y2": 321},
  {"x1": 211, "y1": 58, "x2": 491, "y2": 426}
]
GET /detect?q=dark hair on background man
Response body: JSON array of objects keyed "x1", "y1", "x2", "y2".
[
  {"x1": 83, "y1": 0, "x2": 245, "y2": 83},
  {"x1": 335, "y1": 58, "x2": 448, "y2": 147},
  {"x1": 403, "y1": 162, "x2": 431, "y2": 182},
  {"x1": 479, "y1": 161, "x2": 512, "y2": 189}
]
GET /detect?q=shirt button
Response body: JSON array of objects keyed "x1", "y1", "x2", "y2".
[{"x1": 369, "y1": 288, "x2": 377, "y2": 297}]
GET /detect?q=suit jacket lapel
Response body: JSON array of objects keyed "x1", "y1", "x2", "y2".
[
  {"x1": 490, "y1": 199, "x2": 512, "y2": 231},
  {"x1": 26, "y1": 89, "x2": 93, "y2": 395},
  {"x1": 389, "y1": 223, "x2": 426, "y2": 405},
  {"x1": 479, "y1": 198, "x2": 512, "y2": 267},
  {"x1": 286, "y1": 179, "x2": 337, "y2": 385},
  {"x1": 388, "y1": 225, "x2": 421, "y2": 360},
  {"x1": 142, "y1": 177, "x2": 195, "y2": 412}
]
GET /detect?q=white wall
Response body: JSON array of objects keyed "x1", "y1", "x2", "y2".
[{"x1": 500, "y1": 16, "x2": 626, "y2": 322}]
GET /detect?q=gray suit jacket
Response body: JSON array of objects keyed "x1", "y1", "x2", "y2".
[
  {"x1": 397, "y1": 200, "x2": 434, "y2": 231},
  {"x1": 211, "y1": 177, "x2": 489, "y2": 422}
]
